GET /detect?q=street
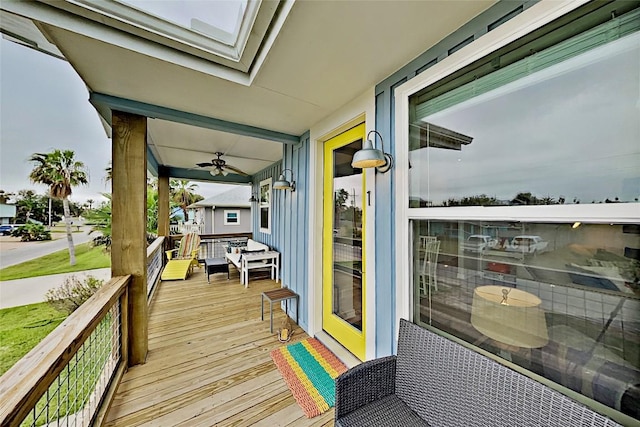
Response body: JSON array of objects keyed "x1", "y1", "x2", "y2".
[{"x1": 0, "y1": 228, "x2": 110, "y2": 309}]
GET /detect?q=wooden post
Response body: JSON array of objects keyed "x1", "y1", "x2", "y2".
[
  {"x1": 111, "y1": 111, "x2": 148, "y2": 366},
  {"x1": 158, "y1": 167, "x2": 170, "y2": 238}
]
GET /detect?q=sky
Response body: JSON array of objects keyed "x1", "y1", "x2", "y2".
[{"x1": 0, "y1": 7, "x2": 241, "y2": 205}]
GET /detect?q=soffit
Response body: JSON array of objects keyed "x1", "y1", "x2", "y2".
[
  {"x1": 35, "y1": 1, "x2": 495, "y2": 136},
  {"x1": 0, "y1": 10, "x2": 64, "y2": 59},
  {"x1": 252, "y1": 1, "x2": 497, "y2": 110}
]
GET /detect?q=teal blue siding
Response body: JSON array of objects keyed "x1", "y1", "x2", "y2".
[
  {"x1": 252, "y1": 133, "x2": 310, "y2": 330},
  {"x1": 249, "y1": 0, "x2": 536, "y2": 356},
  {"x1": 372, "y1": 0, "x2": 536, "y2": 357}
]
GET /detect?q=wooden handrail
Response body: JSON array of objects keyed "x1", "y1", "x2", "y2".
[
  {"x1": 147, "y1": 236, "x2": 165, "y2": 302},
  {"x1": 146, "y1": 235, "x2": 165, "y2": 256},
  {"x1": 168, "y1": 232, "x2": 252, "y2": 243},
  {"x1": 0, "y1": 275, "x2": 131, "y2": 426}
]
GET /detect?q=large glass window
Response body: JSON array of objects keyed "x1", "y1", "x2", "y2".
[{"x1": 407, "y1": 7, "x2": 640, "y2": 422}]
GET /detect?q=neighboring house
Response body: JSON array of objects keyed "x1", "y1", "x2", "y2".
[
  {"x1": 0, "y1": 203, "x2": 16, "y2": 225},
  {"x1": 2, "y1": 1, "x2": 639, "y2": 424},
  {"x1": 187, "y1": 186, "x2": 252, "y2": 234}
]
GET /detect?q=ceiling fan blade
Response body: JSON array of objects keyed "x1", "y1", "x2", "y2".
[
  {"x1": 224, "y1": 164, "x2": 249, "y2": 176},
  {"x1": 196, "y1": 162, "x2": 214, "y2": 167}
]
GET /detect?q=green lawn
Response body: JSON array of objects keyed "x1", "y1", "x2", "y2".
[
  {"x1": 0, "y1": 243, "x2": 110, "y2": 281},
  {"x1": 49, "y1": 225, "x2": 84, "y2": 233},
  {"x1": 0, "y1": 302, "x2": 67, "y2": 376}
]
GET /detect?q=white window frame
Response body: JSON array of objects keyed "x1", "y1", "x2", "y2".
[
  {"x1": 224, "y1": 209, "x2": 240, "y2": 225},
  {"x1": 259, "y1": 177, "x2": 272, "y2": 234},
  {"x1": 393, "y1": 0, "x2": 639, "y2": 329}
]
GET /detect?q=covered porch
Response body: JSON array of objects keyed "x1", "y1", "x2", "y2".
[
  {"x1": 2, "y1": 1, "x2": 637, "y2": 426},
  {"x1": 104, "y1": 272, "x2": 330, "y2": 426}
]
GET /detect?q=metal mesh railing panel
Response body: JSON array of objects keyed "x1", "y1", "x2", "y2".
[{"x1": 20, "y1": 302, "x2": 122, "y2": 427}]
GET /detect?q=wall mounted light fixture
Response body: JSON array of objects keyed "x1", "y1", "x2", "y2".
[
  {"x1": 351, "y1": 130, "x2": 393, "y2": 173},
  {"x1": 273, "y1": 168, "x2": 296, "y2": 191},
  {"x1": 249, "y1": 192, "x2": 258, "y2": 202}
]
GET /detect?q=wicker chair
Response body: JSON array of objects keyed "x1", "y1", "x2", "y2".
[{"x1": 334, "y1": 319, "x2": 622, "y2": 427}]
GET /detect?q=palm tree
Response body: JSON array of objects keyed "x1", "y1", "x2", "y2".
[
  {"x1": 0, "y1": 190, "x2": 14, "y2": 204},
  {"x1": 29, "y1": 149, "x2": 89, "y2": 265},
  {"x1": 170, "y1": 179, "x2": 202, "y2": 222},
  {"x1": 104, "y1": 162, "x2": 112, "y2": 185}
]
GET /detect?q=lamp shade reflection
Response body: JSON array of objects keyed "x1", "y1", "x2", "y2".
[{"x1": 471, "y1": 285, "x2": 548, "y2": 348}]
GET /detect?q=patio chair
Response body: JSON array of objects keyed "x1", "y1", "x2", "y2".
[
  {"x1": 419, "y1": 239, "x2": 440, "y2": 294},
  {"x1": 161, "y1": 232, "x2": 201, "y2": 280}
]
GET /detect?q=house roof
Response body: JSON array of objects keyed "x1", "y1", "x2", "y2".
[
  {"x1": 1, "y1": 1, "x2": 495, "y2": 183},
  {"x1": 0, "y1": 203, "x2": 17, "y2": 218},
  {"x1": 189, "y1": 186, "x2": 251, "y2": 209}
]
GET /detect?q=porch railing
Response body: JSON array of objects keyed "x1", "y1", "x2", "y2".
[
  {"x1": 146, "y1": 236, "x2": 164, "y2": 299},
  {"x1": 168, "y1": 232, "x2": 252, "y2": 260},
  {"x1": 169, "y1": 223, "x2": 205, "y2": 235},
  {"x1": 0, "y1": 233, "x2": 251, "y2": 426},
  {"x1": 0, "y1": 275, "x2": 131, "y2": 427}
]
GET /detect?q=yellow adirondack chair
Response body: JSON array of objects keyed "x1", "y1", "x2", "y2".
[{"x1": 161, "y1": 233, "x2": 201, "y2": 280}]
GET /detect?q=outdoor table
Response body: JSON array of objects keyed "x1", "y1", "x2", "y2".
[
  {"x1": 261, "y1": 288, "x2": 299, "y2": 333},
  {"x1": 240, "y1": 250, "x2": 279, "y2": 287},
  {"x1": 204, "y1": 258, "x2": 229, "y2": 283}
]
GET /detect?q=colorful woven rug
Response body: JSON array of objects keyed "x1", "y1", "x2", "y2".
[{"x1": 271, "y1": 338, "x2": 347, "y2": 418}]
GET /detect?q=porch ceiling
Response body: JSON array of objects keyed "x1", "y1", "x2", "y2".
[
  {"x1": 148, "y1": 119, "x2": 283, "y2": 176},
  {"x1": 2, "y1": 0, "x2": 495, "y2": 182}
]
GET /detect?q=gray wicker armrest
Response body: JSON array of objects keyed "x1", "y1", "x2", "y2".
[{"x1": 335, "y1": 355, "x2": 397, "y2": 420}]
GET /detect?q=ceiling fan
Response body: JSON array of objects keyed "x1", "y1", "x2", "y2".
[{"x1": 196, "y1": 152, "x2": 248, "y2": 176}]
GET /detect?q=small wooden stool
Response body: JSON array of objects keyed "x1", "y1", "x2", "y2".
[{"x1": 261, "y1": 288, "x2": 299, "y2": 333}]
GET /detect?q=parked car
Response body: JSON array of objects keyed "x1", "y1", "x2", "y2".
[
  {"x1": 0, "y1": 224, "x2": 23, "y2": 236},
  {"x1": 461, "y1": 235, "x2": 498, "y2": 253},
  {"x1": 506, "y1": 235, "x2": 549, "y2": 254}
]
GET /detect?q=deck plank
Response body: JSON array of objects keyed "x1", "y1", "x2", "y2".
[{"x1": 104, "y1": 271, "x2": 336, "y2": 426}]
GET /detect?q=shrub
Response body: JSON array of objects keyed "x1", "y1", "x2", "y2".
[
  {"x1": 45, "y1": 275, "x2": 104, "y2": 314},
  {"x1": 92, "y1": 234, "x2": 112, "y2": 251},
  {"x1": 11, "y1": 223, "x2": 51, "y2": 241},
  {"x1": 91, "y1": 233, "x2": 156, "y2": 251}
]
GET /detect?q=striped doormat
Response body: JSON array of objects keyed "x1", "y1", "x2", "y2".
[{"x1": 271, "y1": 338, "x2": 347, "y2": 418}]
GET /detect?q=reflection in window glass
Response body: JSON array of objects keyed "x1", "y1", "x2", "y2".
[
  {"x1": 259, "y1": 178, "x2": 271, "y2": 234},
  {"x1": 406, "y1": 8, "x2": 640, "y2": 422},
  {"x1": 412, "y1": 220, "x2": 640, "y2": 420},
  {"x1": 332, "y1": 139, "x2": 364, "y2": 331},
  {"x1": 408, "y1": 32, "x2": 640, "y2": 208}
]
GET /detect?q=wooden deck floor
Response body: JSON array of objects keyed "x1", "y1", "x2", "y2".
[{"x1": 104, "y1": 269, "x2": 334, "y2": 427}]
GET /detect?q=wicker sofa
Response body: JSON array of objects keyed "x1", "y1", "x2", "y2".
[{"x1": 334, "y1": 319, "x2": 622, "y2": 427}]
